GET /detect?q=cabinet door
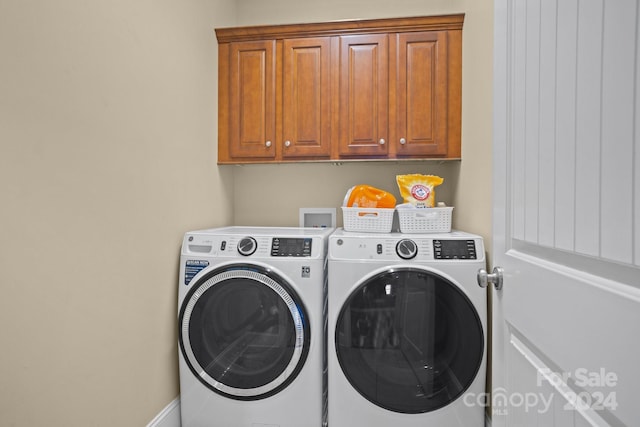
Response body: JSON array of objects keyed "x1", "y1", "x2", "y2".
[
  {"x1": 393, "y1": 32, "x2": 448, "y2": 157},
  {"x1": 338, "y1": 34, "x2": 388, "y2": 157},
  {"x1": 282, "y1": 38, "x2": 331, "y2": 159},
  {"x1": 228, "y1": 40, "x2": 276, "y2": 159}
]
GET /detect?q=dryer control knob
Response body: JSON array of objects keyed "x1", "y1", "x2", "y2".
[
  {"x1": 396, "y1": 239, "x2": 418, "y2": 259},
  {"x1": 237, "y1": 237, "x2": 257, "y2": 256}
]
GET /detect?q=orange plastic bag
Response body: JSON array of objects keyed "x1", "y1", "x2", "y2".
[
  {"x1": 343, "y1": 185, "x2": 396, "y2": 208},
  {"x1": 396, "y1": 174, "x2": 444, "y2": 208}
]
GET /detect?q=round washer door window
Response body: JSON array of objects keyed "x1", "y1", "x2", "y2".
[
  {"x1": 335, "y1": 267, "x2": 483, "y2": 413},
  {"x1": 179, "y1": 264, "x2": 310, "y2": 400}
]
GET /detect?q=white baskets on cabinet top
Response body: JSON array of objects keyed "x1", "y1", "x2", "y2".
[
  {"x1": 341, "y1": 207, "x2": 395, "y2": 233},
  {"x1": 397, "y1": 206, "x2": 453, "y2": 233}
]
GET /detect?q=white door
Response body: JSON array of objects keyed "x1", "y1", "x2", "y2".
[{"x1": 492, "y1": 1, "x2": 640, "y2": 426}]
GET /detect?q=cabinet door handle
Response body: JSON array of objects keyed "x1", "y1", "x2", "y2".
[
  {"x1": 379, "y1": 138, "x2": 386, "y2": 145},
  {"x1": 400, "y1": 138, "x2": 407, "y2": 145},
  {"x1": 284, "y1": 140, "x2": 291, "y2": 147},
  {"x1": 265, "y1": 140, "x2": 272, "y2": 148}
]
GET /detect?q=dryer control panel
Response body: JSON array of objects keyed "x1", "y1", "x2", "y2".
[{"x1": 329, "y1": 230, "x2": 484, "y2": 262}]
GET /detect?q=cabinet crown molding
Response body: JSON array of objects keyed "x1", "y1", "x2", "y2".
[{"x1": 215, "y1": 14, "x2": 464, "y2": 43}]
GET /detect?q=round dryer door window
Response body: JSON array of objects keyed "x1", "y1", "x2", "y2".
[
  {"x1": 179, "y1": 264, "x2": 310, "y2": 400},
  {"x1": 335, "y1": 267, "x2": 484, "y2": 413}
]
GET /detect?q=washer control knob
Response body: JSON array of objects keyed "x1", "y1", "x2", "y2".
[
  {"x1": 237, "y1": 237, "x2": 257, "y2": 256},
  {"x1": 396, "y1": 239, "x2": 418, "y2": 259}
]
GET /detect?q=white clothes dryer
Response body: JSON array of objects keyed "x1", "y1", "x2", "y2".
[
  {"x1": 327, "y1": 229, "x2": 487, "y2": 427},
  {"x1": 178, "y1": 226, "x2": 332, "y2": 427}
]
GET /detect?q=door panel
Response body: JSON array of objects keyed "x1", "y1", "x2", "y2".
[
  {"x1": 394, "y1": 32, "x2": 448, "y2": 157},
  {"x1": 507, "y1": 0, "x2": 639, "y2": 265},
  {"x1": 229, "y1": 41, "x2": 276, "y2": 159},
  {"x1": 338, "y1": 34, "x2": 388, "y2": 157},
  {"x1": 335, "y1": 268, "x2": 483, "y2": 414},
  {"x1": 282, "y1": 38, "x2": 331, "y2": 159},
  {"x1": 493, "y1": 0, "x2": 640, "y2": 426},
  {"x1": 179, "y1": 265, "x2": 310, "y2": 400}
]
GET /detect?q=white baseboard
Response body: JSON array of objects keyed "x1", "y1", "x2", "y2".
[
  {"x1": 146, "y1": 396, "x2": 488, "y2": 427},
  {"x1": 147, "y1": 397, "x2": 181, "y2": 427}
]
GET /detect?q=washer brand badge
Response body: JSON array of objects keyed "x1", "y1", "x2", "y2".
[
  {"x1": 301, "y1": 266, "x2": 311, "y2": 278},
  {"x1": 411, "y1": 184, "x2": 430, "y2": 201}
]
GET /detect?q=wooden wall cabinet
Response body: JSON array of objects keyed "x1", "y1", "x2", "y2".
[
  {"x1": 336, "y1": 34, "x2": 389, "y2": 158},
  {"x1": 282, "y1": 37, "x2": 332, "y2": 159},
  {"x1": 216, "y1": 15, "x2": 463, "y2": 164},
  {"x1": 392, "y1": 31, "x2": 455, "y2": 157},
  {"x1": 224, "y1": 40, "x2": 276, "y2": 160}
]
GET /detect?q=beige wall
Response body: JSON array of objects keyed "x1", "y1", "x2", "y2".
[
  {"x1": 0, "y1": 0, "x2": 234, "y2": 425},
  {"x1": 0, "y1": 0, "x2": 492, "y2": 425},
  {"x1": 232, "y1": 0, "x2": 494, "y2": 250}
]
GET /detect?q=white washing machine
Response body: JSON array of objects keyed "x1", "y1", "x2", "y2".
[
  {"x1": 178, "y1": 226, "x2": 332, "y2": 427},
  {"x1": 327, "y1": 229, "x2": 487, "y2": 427}
]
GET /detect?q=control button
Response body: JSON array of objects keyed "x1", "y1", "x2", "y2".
[
  {"x1": 433, "y1": 240, "x2": 442, "y2": 259},
  {"x1": 220, "y1": 241, "x2": 227, "y2": 251},
  {"x1": 396, "y1": 239, "x2": 418, "y2": 260},
  {"x1": 377, "y1": 244, "x2": 383, "y2": 254},
  {"x1": 467, "y1": 240, "x2": 477, "y2": 259},
  {"x1": 237, "y1": 237, "x2": 257, "y2": 256}
]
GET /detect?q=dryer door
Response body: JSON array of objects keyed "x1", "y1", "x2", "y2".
[
  {"x1": 179, "y1": 264, "x2": 310, "y2": 400},
  {"x1": 335, "y1": 267, "x2": 483, "y2": 413}
]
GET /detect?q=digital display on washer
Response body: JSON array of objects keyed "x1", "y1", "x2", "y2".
[
  {"x1": 433, "y1": 239, "x2": 477, "y2": 259},
  {"x1": 271, "y1": 238, "x2": 312, "y2": 257}
]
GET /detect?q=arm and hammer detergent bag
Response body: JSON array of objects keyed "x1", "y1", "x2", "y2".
[
  {"x1": 396, "y1": 174, "x2": 444, "y2": 208},
  {"x1": 343, "y1": 185, "x2": 397, "y2": 208}
]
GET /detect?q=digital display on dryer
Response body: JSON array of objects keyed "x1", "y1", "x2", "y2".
[
  {"x1": 271, "y1": 238, "x2": 312, "y2": 257},
  {"x1": 433, "y1": 240, "x2": 477, "y2": 259}
]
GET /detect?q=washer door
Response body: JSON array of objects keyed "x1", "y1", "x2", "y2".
[
  {"x1": 335, "y1": 267, "x2": 483, "y2": 413},
  {"x1": 179, "y1": 264, "x2": 310, "y2": 400}
]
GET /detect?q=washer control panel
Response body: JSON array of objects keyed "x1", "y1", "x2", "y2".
[{"x1": 181, "y1": 227, "x2": 329, "y2": 260}]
